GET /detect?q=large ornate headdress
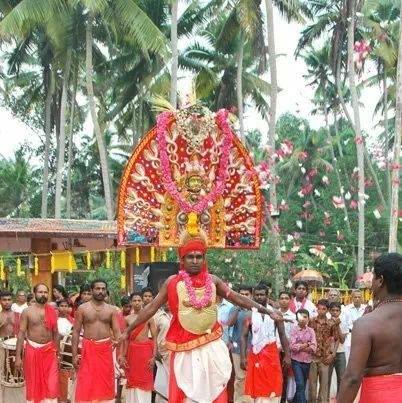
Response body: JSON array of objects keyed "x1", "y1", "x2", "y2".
[{"x1": 117, "y1": 105, "x2": 263, "y2": 249}]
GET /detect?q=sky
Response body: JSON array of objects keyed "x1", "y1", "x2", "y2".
[{"x1": 0, "y1": 8, "x2": 381, "y2": 159}]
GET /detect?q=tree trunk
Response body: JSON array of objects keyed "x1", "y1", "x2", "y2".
[
  {"x1": 383, "y1": 68, "x2": 391, "y2": 203},
  {"x1": 86, "y1": 12, "x2": 114, "y2": 220},
  {"x1": 364, "y1": 147, "x2": 386, "y2": 207},
  {"x1": 265, "y1": 0, "x2": 283, "y2": 292},
  {"x1": 41, "y1": 66, "x2": 53, "y2": 218},
  {"x1": 55, "y1": 48, "x2": 72, "y2": 218},
  {"x1": 323, "y1": 103, "x2": 352, "y2": 235},
  {"x1": 66, "y1": 68, "x2": 77, "y2": 219},
  {"x1": 170, "y1": 0, "x2": 178, "y2": 108},
  {"x1": 347, "y1": 0, "x2": 365, "y2": 276},
  {"x1": 236, "y1": 34, "x2": 245, "y2": 140},
  {"x1": 389, "y1": 4, "x2": 402, "y2": 252}
]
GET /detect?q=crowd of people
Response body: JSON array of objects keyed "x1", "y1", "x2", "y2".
[{"x1": 0, "y1": 246, "x2": 400, "y2": 403}]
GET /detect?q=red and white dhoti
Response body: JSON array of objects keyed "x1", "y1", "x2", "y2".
[
  {"x1": 359, "y1": 374, "x2": 402, "y2": 403},
  {"x1": 24, "y1": 339, "x2": 59, "y2": 403},
  {"x1": 75, "y1": 338, "x2": 115, "y2": 403},
  {"x1": 125, "y1": 325, "x2": 154, "y2": 403}
]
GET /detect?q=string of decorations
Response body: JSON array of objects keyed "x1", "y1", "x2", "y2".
[{"x1": 0, "y1": 246, "x2": 168, "y2": 280}]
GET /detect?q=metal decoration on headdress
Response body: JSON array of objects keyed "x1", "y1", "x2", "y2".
[{"x1": 117, "y1": 105, "x2": 263, "y2": 249}]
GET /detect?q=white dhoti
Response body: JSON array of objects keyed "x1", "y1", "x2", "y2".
[
  {"x1": 27, "y1": 400, "x2": 57, "y2": 403},
  {"x1": 155, "y1": 358, "x2": 169, "y2": 402},
  {"x1": 125, "y1": 388, "x2": 152, "y2": 403},
  {"x1": 173, "y1": 338, "x2": 232, "y2": 403}
]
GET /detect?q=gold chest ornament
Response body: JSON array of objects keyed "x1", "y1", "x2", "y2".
[{"x1": 177, "y1": 281, "x2": 218, "y2": 335}]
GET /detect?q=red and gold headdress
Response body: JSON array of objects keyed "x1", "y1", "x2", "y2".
[{"x1": 117, "y1": 105, "x2": 263, "y2": 249}]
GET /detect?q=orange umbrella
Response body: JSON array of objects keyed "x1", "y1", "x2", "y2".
[{"x1": 292, "y1": 269, "x2": 324, "y2": 285}]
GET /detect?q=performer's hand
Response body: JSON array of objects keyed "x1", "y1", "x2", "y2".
[
  {"x1": 240, "y1": 358, "x2": 247, "y2": 371},
  {"x1": 117, "y1": 331, "x2": 128, "y2": 344},
  {"x1": 148, "y1": 357, "x2": 156, "y2": 371},
  {"x1": 15, "y1": 356, "x2": 22, "y2": 372},
  {"x1": 117, "y1": 356, "x2": 128, "y2": 369},
  {"x1": 283, "y1": 353, "x2": 291, "y2": 369},
  {"x1": 267, "y1": 308, "x2": 283, "y2": 322},
  {"x1": 73, "y1": 355, "x2": 80, "y2": 370}
]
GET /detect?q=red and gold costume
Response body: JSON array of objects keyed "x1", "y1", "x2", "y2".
[{"x1": 165, "y1": 238, "x2": 232, "y2": 403}]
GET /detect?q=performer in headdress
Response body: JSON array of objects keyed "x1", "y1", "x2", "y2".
[
  {"x1": 15, "y1": 283, "x2": 60, "y2": 403},
  {"x1": 120, "y1": 233, "x2": 284, "y2": 403}
]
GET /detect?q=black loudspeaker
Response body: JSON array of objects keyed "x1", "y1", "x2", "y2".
[{"x1": 132, "y1": 261, "x2": 179, "y2": 292}]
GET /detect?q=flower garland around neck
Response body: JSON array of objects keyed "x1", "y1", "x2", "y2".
[
  {"x1": 179, "y1": 270, "x2": 213, "y2": 309},
  {"x1": 157, "y1": 109, "x2": 233, "y2": 214}
]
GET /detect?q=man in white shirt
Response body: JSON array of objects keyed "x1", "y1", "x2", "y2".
[
  {"x1": 11, "y1": 290, "x2": 28, "y2": 314},
  {"x1": 276, "y1": 291, "x2": 296, "y2": 403},
  {"x1": 344, "y1": 290, "x2": 366, "y2": 362},
  {"x1": 328, "y1": 301, "x2": 348, "y2": 397},
  {"x1": 289, "y1": 281, "x2": 317, "y2": 318}
]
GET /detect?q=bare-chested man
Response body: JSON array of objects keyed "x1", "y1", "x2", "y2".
[
  {"x1": 338, "y1": 253, "x2": 402, "y2": 403},
  {"x1": 16, "y1": 283, "x2": 59, "y2": 403},
  {"x1": 122, "y1": 292, "x2": 157, "y2": 403},
  {"x1": 72, "y1": 279, "x2": 121, "y2": 403},
  {"x1": 0, "y1": 290, "x2": 23, "y2": 403}
]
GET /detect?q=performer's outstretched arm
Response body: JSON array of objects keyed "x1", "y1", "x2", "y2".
[
  {"x1": 214, "y1": 276, "x2": 282, "y2": 320},
  {"x1": 15, "y1": 309, "x2": 28, "y2": 371},
  {"x1": 120, "y1": 277, "x2": 171, "y2": 341},
  {"x1": 240, "y1": 313, "x2": 251, "y2": 370},
  {"x1": 337, "y1": 320, "x2": 371, "y2": 403}
]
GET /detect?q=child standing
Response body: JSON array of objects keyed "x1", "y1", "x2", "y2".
[{"x1": 290, "y1": 309, "x2": 317, "y2": 403}]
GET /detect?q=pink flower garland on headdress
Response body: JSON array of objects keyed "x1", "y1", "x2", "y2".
[
  {"x1": 157, "y1": 109, "x2": 233, "y2": 214},
  {"x1": 179, "y1": 270, "x2": 213, "y2": 309}
]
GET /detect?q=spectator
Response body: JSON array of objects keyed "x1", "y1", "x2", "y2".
[{"x1": 290, "y1": 309, "x2": 316, "y2": 403}]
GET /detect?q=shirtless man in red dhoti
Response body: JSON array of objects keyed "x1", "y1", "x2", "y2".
[
  {"x1": 16, "y1": 283, "x2": 60, "y2": 403},
  {"x1": 72, "y1": 279, "x2": 121, "y2": 403},
  {"x1": 338, "y1": 253, "x2": 402, "y2": 403}
]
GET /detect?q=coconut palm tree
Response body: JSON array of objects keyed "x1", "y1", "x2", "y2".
[{"x1": 389, "y1": 2, "x2": 402, "y2": 252}]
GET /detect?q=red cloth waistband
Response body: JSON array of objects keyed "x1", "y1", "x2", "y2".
[
  {"x1": 360, "y1": 374, "x2": 402, "y2": 403},
  {"x1": 75, "y1": 337, "x2": 115, "y2": 401}
]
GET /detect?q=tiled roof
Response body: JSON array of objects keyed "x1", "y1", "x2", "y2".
[{"x1": 0, "y1": 218, "x2": 117, "y2": 238}]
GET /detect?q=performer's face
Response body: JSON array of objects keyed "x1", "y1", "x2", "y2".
[
  {"x1": 91, "y1": 282, "x2": 107, "y2": 301},
  {"x1": 131, "y1": 295, "x2": 143, "y2": 312},
  {"x1": 182, "y1": 251, "x2": 205, "y2": 275},
  {"x1": 254, "y1": 289, "x2": 267, "y2": 306},
  {"x1": 239, "y1": 289, "x2": 252, "y2": 299},
  {"x1": 278, "y1": 293, "x2": 290, "y2": 310},
  {"x1": 352, "y1": 291, "x2": 363, "y2": 307},
  {"x1": 35, "y1": 285, "x2": 49, "y2": 304},
  {"x1": 0, "y1": 296, "x2": 12, "y2": 311},
  {"x1": 295, "y1": 284, "x2": 307, "y2": 300},
  {"x1": 58, "y1": 301, "x2": 70, "y2": 316}
]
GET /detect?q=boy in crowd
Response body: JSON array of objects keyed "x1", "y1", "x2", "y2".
[
  {"x1": 308, "y1": 299, "x2": 340, "y2": 403},
  {"x1": 290, "y1": 309, "x2": 316, "y2": 403}
]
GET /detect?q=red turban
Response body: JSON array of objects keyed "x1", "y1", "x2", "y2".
[{"x1": 178, "y1": 239, "x2": 207, "y2": 259}]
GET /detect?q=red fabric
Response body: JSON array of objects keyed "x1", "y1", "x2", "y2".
[
  {"x1": 178, "y1": 239, "x2": 207, "y2": 259},
  {"x1": 360, "y1": 374, "x2": 402, "y2": 403},
  {"x1": 44, "y1": 303, "x2": 58, "y2": 331},
  {"x1": 75, "y1": 338, "x2": 115, "y2": 401},
  {"x1": 169, "y1": 352, "x2": 228, "y2": 403},
  {"x1": 66, "y1": 315, "x2": 74, "y2": 325},
  {"x1": 245, "y1": 342, "x2": 283, "y2": 398},
  {"x1": 126, "y1": 339, "x2": 154, "y2": 391},
  {"x1": 117, "y1": 311, "x2": 126, "y2": 332},
  {"x1": 24, "y1": 341, "x2": 59, "y2": 403},
  {"x1": 13, "y1": 312, "x2": 20, "y2": 336},
  {"x1": 289, "y1": 297, "x2": 306, "y2": 314}
]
